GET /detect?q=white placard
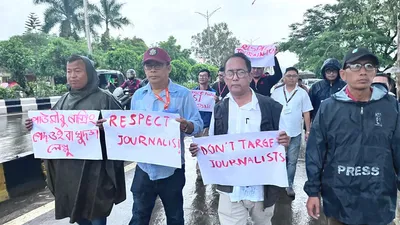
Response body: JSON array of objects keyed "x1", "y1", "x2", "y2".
[
  {"x1": 235, "y1": 44, "x2": 276, "y2": 67},
  {"x1": 102, "y1": 110, "x2": 182, "y2": 168},
  {"x1": 191, "y1": 90, "x2": 216, "y2": 112},
  {"x1": 194, "y1": 131, "x2": 288, "y2": 187},
  {"x1": 28, "y1": 110, "x2": 102, "y2": 160}
]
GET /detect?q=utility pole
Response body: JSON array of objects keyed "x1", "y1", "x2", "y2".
[
  {"x1": 245, "y1": 37, "x2": 260, "y2": 45},
  {"x1": 195, "y1": 7, "x2": 221, "y2": 63},
  {"x1": 83, "y1": 0, "x2": 92, "y2": 55}
]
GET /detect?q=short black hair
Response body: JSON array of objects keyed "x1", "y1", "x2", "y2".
[
  {"x1": 198, "y1": 69, "x2": 211, "y2": 77},
  {"x1": 285, "y1": 67, "x2": 299, "y2": 74},
  {"x1": 67, "y1": 54, "x2": 84, "y2": 63},
  {"x1": 224, "y1": 53, "x2": 252, "y2": 72},
  {"x1": 219, "y1": 66, "x2": 225, "y2": 72}
]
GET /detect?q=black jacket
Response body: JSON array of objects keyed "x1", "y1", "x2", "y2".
[
  {"x1": 250, "y1": 57, "x2": 282, "y2": 97},
  {"x1": 304, "y1": 86, "x2": 400, "y2": 225},
  {"x1": 309, "y1": 58, "x2": 346, "y2": 120},
  {"x1": 213, "y1": 93, "x2": 284, "y2": 208}
]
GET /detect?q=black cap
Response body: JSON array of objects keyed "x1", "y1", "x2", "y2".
[{"x1": 343, "y1": 47, "x2": 379, "y2": 69}]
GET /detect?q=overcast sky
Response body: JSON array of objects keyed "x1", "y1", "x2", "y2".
[{"x1": 0, "y1": 0, "x2": 336, "y2": 69}]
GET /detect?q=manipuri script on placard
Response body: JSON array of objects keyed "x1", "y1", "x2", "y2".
[
  {"x1": 194, "y1": 131, "x2": 288, "y2": 187},
  {"x1": 191, "y1": 90, "x2": 216, "y2": 113},
  {"x1": 28, "y1": 110, "x2": 102, "y2": 160},
  {"x1": 101, "y1": 110, "x2": 182, "y2": 168}
]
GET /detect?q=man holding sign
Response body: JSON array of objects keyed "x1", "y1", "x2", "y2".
[
  {"x1": 235, "y1": 44, "x2": 283, "y2": 97},
  {"x1": 127, "y1": 47, "x2": 203, "y2": 225},
  {"x1": 189, "y1": 53, "x2": 289, "y2": 225},
  {"x1": 25, "y1": 55, "x2": 126, "y2": 225},
  {"x1": 193, "y1": 68, "x2": 217, "y2": 137}
]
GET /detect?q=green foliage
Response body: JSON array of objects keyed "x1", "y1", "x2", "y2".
[
  {"x1": 105, "y1": 47, "x2": 139, "y2": 74},
  {"x1": 170, "y1": 60, "x2": 190, "y2": 83},
  {"x1": 191, "y1": 22, "x2": 241, "y2": 67},
  {"x1": 0, "y1": 87, "x2": 21, "y2": 99},
  {"x1": 93, "y1": 0, "x2": 132, "y2": 37},
  {"x1": 0, "y1": 37, "x2": 34, "y2": 90},
  {"x1": 181, "y1": 81, "x2": 198, "y2": 90},
  {"x1": 36, "y1": 38, "x2": 87, "y2": 78},
  {"x1": 30, "y1": 81, "x2": 67, "y2": 98},
  {"x1": 280, "y1": 0, "x2": 399, "y2": 76}
]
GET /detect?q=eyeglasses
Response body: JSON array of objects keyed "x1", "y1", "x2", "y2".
[
  {"x1": 346, "y1": 63, "x2": 376, "y2": 72},
  {"x1": 143, "y1": 62, "x2": 166, "y2": 70},
  {"x1": 224, "y1": 70, "x2": 249, "y2": 79}
]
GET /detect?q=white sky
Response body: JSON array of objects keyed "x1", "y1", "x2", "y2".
[{"x1": 0, "y1": 0, "x2": 336, "y2": 69}]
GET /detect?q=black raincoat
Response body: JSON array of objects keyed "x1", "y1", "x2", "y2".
[
  {"x1": 304, "y1": 85, "x2": 400, "y2": 225},
  {"x1": 309, "y1": 58, "x2": 346, "y2": 120},
  {"x1": 47, "y1": 55, "x2": 126, "y2": 223}
]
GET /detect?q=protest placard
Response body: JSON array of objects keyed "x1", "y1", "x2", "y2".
[
  {"x1": 191, "y1": 90, "x2": 216, "y2": 112},
  {"x1": 195, "y1": 131, "x2": 288, "y2": 187},
  {"x1": 28, "y1": 110, "x2": 102, "y2": 160},
  {"x1": 235, "y1": 44, "x2": 276, "y2": 67},
  {"x1": 101, "y1": 110, "x2": 182, "y2": 168}
]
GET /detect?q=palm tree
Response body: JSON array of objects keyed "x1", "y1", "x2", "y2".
[
  {"x1": 93, "y1": 0, "x2": 131, "y2": 37},
  {"x1": 33, "y1": 0, "x2": 101, "y2": 39}
]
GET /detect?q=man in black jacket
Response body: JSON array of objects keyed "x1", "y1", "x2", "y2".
[
  {"x1": 308, "y1": 58, "x2": 346, "y2": 120},
  {"x1": 189, "y1": 53, "x2": 290, "y2": 225},
  {"x1": 304, "y1": 47, "x2": 400, "y2": 225},
  {"x1": 250, "y1": 56, "x2": 283, "y2": 97}
]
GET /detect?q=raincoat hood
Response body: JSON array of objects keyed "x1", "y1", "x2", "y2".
[
  {"x1": 320, "y1": 58, "x2": 342, "y2": 80},
  {"x1": 333, "y1": 85, "x2": 387, "y2": 102},
  {"x1": 64, "y1": 55, "x2": 100, "y2": 110}
]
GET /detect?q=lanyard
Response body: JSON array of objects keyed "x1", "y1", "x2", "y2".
[
  {"x1": 218, "y1": 82, "x2": 227, "y2": 96},
  {"x1": 283, "y1": 88, "x2": 298, "y2": 105},
  {"x1": 154, "y1": 88, "x2": 170, "y2": 110}
]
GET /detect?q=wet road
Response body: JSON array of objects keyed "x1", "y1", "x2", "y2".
[
  {"x1": 0, "y1": 135, "x2": 328, "y2": 225},
  {"x1": 0, "y1": 113, "x2": 32, "y2": 163},
  {"x1": 0, "y1": 114, "x2": 398, "y2": 224}
]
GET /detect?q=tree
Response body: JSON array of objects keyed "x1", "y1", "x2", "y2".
[
  {"x1": 93, "y1": 0, "x2": 131, "y2": 38},
  {"x1": 0, "y1": 37, "x2": 34, "y2": 91},
  {"x1": 105, "y1": 47, "x2": 139, "y2": 74},
  {"x1": 191, "y1": 22, "x2": 240, "y2": 66},
  {"x1": 36, "y1": 38, "x2": 87, "y2": 79},
  {"x1": 25, "y1": 13, "x2": 42, "y2": 33},
  {"x1": 158, "y1": 36, "x2": 192, "y2": 61},
  {"x1": 170, "y1": 60, "x2": 190, "y2": 83},
  {"x1": 33, "y1": 0, "x2": 100, "y2": 39},
  {"x1": 280, "y1": 0, "x2": 399, "y2": 76}
]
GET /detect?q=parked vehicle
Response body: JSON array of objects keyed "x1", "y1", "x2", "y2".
[{"x1": 97, "y1": 70, "x2": 126, "y2": 93}]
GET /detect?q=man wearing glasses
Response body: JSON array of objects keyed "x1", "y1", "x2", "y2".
[
  {"x1": 305, "y1": 48, "x2": 400, "y2": 225},
  {"x1": 308, "y1": 58, "x2": 346, "y2": 121},
  {"x1": 212, "y1": 66, "x2": 230, "y2": 100},
  {"x1": 189, "y1": 53, "x2": 290, "y2": 225},
  {"x1": 128, "y1": 47, "x2": 203, "y2": 225},
  {"x1": 271, "y1": 67, "x2": 313, "y2": 199}
]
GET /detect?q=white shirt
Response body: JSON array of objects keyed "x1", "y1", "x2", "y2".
[
  {"x1": 209, "y1": 89, "x2": 264, "y2": 202},
  {"x1": 271, "y1": 84, "x2": 313, "y2": 137}
]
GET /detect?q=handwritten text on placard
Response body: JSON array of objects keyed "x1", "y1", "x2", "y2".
[
  {"x1": 195, "y1": 131, "x2": 288, "y2": 187},
  {"x1": 101, "y1": 110, "x2": 182, "y2": 168},
  {"x1": 235, "y1": 44, "x2": 276, "y2": 67},
  {"x1": 191, "y1": 90, "x2": 216, "y2": 112},
  {"x1": 28, "y1": 110, "x2": 102, "y2": 160}
]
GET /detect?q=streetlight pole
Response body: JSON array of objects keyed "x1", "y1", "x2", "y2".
[
  {"x1": 195, "y1": 7, "x2": 221, "y2": 62},
  {"x1": 245, "y1": 37, "x2": 260, "y2": 45},
  {"x1": 83, "y1": 0, "x2": 92, "y2": 55}
]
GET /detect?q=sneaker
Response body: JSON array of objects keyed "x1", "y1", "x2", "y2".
[{"x1": 286, "y1": 187, "x2": 295, "y2": 199}]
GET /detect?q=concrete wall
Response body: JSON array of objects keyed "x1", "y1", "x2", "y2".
[
  {"x1": 0, "y1": 96, "x2": 61, "y2": 115},
  {"x1": 0, "y1": 96, "x2": 61, "y2": 202}
]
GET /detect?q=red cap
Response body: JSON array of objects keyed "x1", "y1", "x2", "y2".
[{"x1": 143, "y1": 47, "x2": 171, "y2": 64}]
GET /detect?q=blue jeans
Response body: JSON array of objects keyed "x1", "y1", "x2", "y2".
[
  {"x1": 77, "y1": 218, "x2": 107, "y2": 225},
  {"x1": 286, "y1": 134, "x2": 302, "y2": 187},
  {"x1": 129, "y1": 165, "x2": 186, "y2": 225}
]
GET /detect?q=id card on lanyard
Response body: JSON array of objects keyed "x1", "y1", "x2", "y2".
[{"x1": 283, "y1": 88, "x2": 297, "y2": 114}]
